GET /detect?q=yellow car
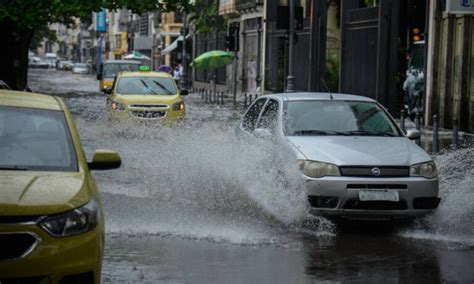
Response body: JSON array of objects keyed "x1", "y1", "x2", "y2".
[
  {"x1": 0, "y1": 90, "x2": 121, "y2": 283},
  {"x1": 97, "y1": 60, "x2": 140, "y2": 92},
  {"x1": 106, "y1": 67, "x2": 188, "y2": 124}
]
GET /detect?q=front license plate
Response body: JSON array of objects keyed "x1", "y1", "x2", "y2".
[{"x1": 359, "y1": 190, "x2": 399, "y2": 202}]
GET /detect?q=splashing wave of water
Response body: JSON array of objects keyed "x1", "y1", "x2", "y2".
[{"x1": 401, "y1": 146, "x2": 474, "y2": 246}]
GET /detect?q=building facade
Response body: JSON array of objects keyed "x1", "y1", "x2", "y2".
[{"x1": 425, "y1": 0, "x2": 474, "y2": 132}]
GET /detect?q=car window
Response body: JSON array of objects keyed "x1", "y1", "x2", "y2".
[
  {"x1": 285, "y1": 100, "x2": 400, "y2": 136},
  {"x1": 242, "y1": 99, "x2": 267, "y2": 132},
  {"x1": 0, "y1": 106, "x2": 78, "y2": 171},
  {"x1": 256, "y1": 99, "x2": 279, "y2": 131},
  {"x1": 116, "y1": 76, "x2": 177, "y2": 95},
  {"x1": 351, "y1": 103, "x2": 395, "y2": 133}
]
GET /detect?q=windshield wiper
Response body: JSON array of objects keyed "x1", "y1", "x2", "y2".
[
  {"x1": 343, "y1": 130, "x2": 397, "y2": 137},
  {"x1": 152, "y1": 80, "x2": 174, "y2": 95},
  {"x1": 291, "y1": 130, "x2": 349, "y2": 136},
  {"x1": 140, "y1": 79, "x2": 158, "y2": 95},
  {"x1": 0, "y1": 166, "x2": 28, "y2": 171}
]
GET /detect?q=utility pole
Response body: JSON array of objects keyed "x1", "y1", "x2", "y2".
[
  {"x1": 179, "y1": 11, "x2": 188, "y2": 90},
  {"x1": 286, "y1": 0, "x2": 295, "y2": 92}
]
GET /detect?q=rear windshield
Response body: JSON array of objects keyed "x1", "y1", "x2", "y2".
[
  {"x1": 0, "y1": 106, "x2": 78, "y2": 171},
  {"x1": 103, "y1": 63, "x2": 140, "y2": 78},
  {"x1": 116, "y1": 76, "x2": 177, "y2": 95}
]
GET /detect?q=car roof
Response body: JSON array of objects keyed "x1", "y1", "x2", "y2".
[
  {"x1": 0, "y1": 90, "x2": 63, "y2": 111},
  {"x1": 118, "y1": 71, "x2": 172, "y2": 78},
  {"x1": 262, "y1": 92, "x2": 377, "y2": 102},
  {"x1": 104, "y1": 60, "x2": 141, "y2": 64}
]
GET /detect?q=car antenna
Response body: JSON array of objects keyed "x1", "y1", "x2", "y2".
[{"x1": 320, "y1": 78, "x2": 334, "y2": 100}]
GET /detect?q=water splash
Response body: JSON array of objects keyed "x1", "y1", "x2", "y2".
[
  {"x1": 78, "y1": 119, "x2": 318, "y2": 244},
  {"x1": 401, "y1": 146, "x2": 474, "y2": 247}
]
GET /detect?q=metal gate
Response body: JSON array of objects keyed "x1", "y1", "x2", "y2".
[{"x1": 340, "y1": 0, "x2": 400, "y2": 111}]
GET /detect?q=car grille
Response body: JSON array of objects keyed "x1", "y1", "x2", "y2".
[
  {"x1": 343, "y1": 199, "x2": 408, "y2": 210},
  {"x1": 0, "y1": 233, "x2": 40, "y2": 261},
  {"x1": 0, "y1": 276, "x2": 47, "y2": 283},
  {"x1": 346, "y1": 184, "x2": 408, "y2": 189},
  {"x1": 340, "y1": 166, "x2": 409, "y2": 177},
  {"x1": 0, "y1": 215, "x2": 43, "y2": 224},
  {"x1": 129, "y1": 104, "x2": 168, "y2": 108},
  {"x1": 131, "y1": 110, "x2": 167, "y2": 119}
]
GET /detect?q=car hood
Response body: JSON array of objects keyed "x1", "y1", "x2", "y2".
[
  {"x1": 119, "y1": 94, "x2": 179, "y2": 105},
  {"x1": 0, "y1": 171, "x2": 90, "y2": 216},
  {"x1": 287, "y1": 136, "x2": 431, "y2": 166}
]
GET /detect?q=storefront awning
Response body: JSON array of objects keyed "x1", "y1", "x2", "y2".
[{"x1": 161, "y1": 34, "x2": 191, "y2": 56}]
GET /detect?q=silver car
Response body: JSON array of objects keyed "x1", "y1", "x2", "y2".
[
  {"x1": 238, "y1": 93, "x2": 440, "y2": 220},
  {"x1": 72, "y1": 63, "x2": 89, "y2": 74}
]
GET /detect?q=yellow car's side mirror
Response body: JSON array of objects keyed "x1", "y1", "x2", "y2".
[{"x1": 88, "y1": 149, "x2": 121, "y2": 170}]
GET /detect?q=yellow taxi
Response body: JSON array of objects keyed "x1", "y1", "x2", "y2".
[
  {"x1": 97, "y1": 60, "x2": 140, "y2": 92},
  {"x1": 0, "y1": 90, "x2": 121, "y2": 283},
  {"x1": 106, "y1": 66, "x2": 188, "y2": 124}
]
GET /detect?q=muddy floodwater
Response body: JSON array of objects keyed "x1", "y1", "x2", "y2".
[{"x1": 29, "y1": 69, "x2": 474, "y2": 283}]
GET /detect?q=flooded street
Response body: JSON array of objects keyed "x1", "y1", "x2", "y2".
[{"x1": 29, "y1": 69, "x2": 474, "y2": 283}]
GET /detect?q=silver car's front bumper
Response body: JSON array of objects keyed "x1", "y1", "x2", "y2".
[{"x1": 306, "y1": 176, "x2": 439, "y2": 220}]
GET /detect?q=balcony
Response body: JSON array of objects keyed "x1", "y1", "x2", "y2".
[
  {"x1": 235, "y1": 0, "x2": 263, "y2": 11},
  {"x1": 219, "y1": 0, "x2": 238, "y2": 16}
]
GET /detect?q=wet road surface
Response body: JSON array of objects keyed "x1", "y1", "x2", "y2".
[{"x1": 29, "y1": 69, "x2": 474, "y2": 283}]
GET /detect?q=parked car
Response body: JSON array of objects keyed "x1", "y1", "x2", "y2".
[
  {"x1": 44, "y1": 52, "x2": 58, "y2": 68},
  {"x1": 0, "y1": 89, "x2": 121, "y2": 283},
  {"x1": 72, "y1": 63, "x2": 89, "y2": 74},
  {"x1": 28, "y1": 57, "x2": 49, "y2": 69},
  {"x1": 106, "y1": 67, "x2": 188, "y2": 124},
  {"x1": 237, "y1": 92, "x2": 440, "y2": 221},
  {"x1": 57, "y1": 60, "x2": 73, "y2": 70}
]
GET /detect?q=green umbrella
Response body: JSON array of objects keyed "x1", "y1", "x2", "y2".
[{"x1": 190, "y1": 50, "x2": 235, "y2": 69}]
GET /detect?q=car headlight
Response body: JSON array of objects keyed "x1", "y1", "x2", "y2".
[
  {"x1": 172, "y1": 101, "x2": 185, "y2": 111},
  {"x1": 297, "y1": 160, "x2": 341, "y2": 178},
  {"x1": 410, "y1": 161, "x2": 437, "y2": 179},
  {"x1": 111, "y1": 101, "x2": 125, "y2": 110},
  {"x1": 39, "y1": 199, "x2": 100, "y2": 237}
]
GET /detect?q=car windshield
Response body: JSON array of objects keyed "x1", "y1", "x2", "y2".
[
  {"x1": 0, "y1": 106, "x2": 78, "y2": 171},
  {"x1": 116, "y1": 76, "x2": 177, "y2": 95},
  {"x1": 103, "y1": 63, "x2": 140, "y2": 78},
  {"x1": 75, "y1": 64, "x2": 86, "y2": 68},
  {"x1": 284, "y1": 100, "x2": 401, "y2": 137}
]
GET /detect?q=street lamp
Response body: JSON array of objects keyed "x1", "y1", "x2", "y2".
[
  {"x1": 179, "y1": 11, "x2": 188, "y2": 90},
  {"x1": 286, "y1": 0, "x2": 295, "y2": 92}
]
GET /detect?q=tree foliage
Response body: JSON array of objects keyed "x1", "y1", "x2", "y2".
[
  {"x1": 0, "y1": 0, "x2": 195, "y2": 90},
  {"x1": 190, "y1": 0, "x2": 227, "y2": 34},
  {"x1": 0, "y1": 0, "x2": 194, "y2": 35}
]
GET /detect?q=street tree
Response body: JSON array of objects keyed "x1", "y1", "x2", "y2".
[{"x1": 0, "y1": 0, "x2": 193, "y2": 90}]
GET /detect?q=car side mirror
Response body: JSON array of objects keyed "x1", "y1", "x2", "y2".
[
  {"x1": 254, "y1": 128, "x2": 273, "y2": 139},
  {"x1": 88, "y1": 149, "x2": 121, "y2": 170},
  {"x1": 180, "y1": 89, "x2": 189, "y2": 96},
  {"x1": 104, "y1": 87, "x2": 113, "y2": 95},
  {"x1": 406, "y1": 129, "x2": 421, "y2": 140}
]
